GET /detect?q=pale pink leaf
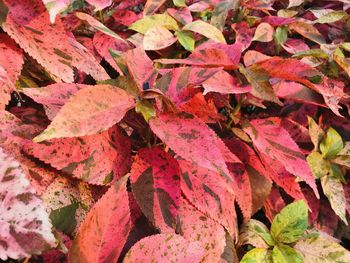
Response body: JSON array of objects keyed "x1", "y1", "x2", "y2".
[
  {"x1": 68, "y1": 175, "x2": 131, "y2": 263},
  {"x1": 143, "y1": 0, "x2": 167, "y2": 16},
  {"x1": 252, "y1": 22, "x2": 274, "y2": 42},
  {"x1": 85, "y1": 0, "x2": 112, "y2": 11},
  {"x1": 123, "y1": 234, "x2": 205, "y2": 262},
  {"x1": 150, "y1": 112, "x2": 240, "y2": 182},
  {"x1": 143, "y1": 26, "x2": 177, "y2": 50},
  {"x1": 42, "y1": 0, "x2": 72, "y2": 23},
  {"x1": 3, "y1": 0, "x2": 109, "y2": 82},
  {"x1": 33, "y1": 85, "x2": 135, "y2": 142},
  {"x1": 0, "y1": 148, "x2": 56, "y2": 260},
  {"x1": 130, "y1": 147, "x2": 181, "y2": 232}
]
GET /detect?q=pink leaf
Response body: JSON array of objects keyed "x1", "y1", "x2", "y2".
[
  {"x1": 68, "y1": 175, "x2": 131, "y2": 263},
  {"x1": 167, "y1": 8, "x2": 192, "y2": 25},
  {"x1": 33, "y1": 85, "x2": 135, "y2": 142},
  {"x1": 112, "y1": 10, "x2": 141, "y2": 26},
  {"x1": 231, "y1": 21, "x2": 254, "y2": 51},
  {"x1": 177, "y1": 197, "x2": 227, "y2": 261},
  {"x1": 85, "y1": 0, "x2": 113, "y2": 10},
  {"x1": 124, "y1": 233, "x2": 205, "y2": 262},
  {"x1": 143, "y1": 0, "x2": 167, "y2": 16},
  {"x1": 179, "y1": 160, "x2": 238, "y2": 237},
  {"x1": 2, "y1": 0, "x2": 109, "y2": 82},
  {"x1": 24, "y1": 126, "x2": 131, "y2": 185},
  {"x1": 130, "y1": 147, "x2": 181, "y2": 232},
  {"x1": 156, "y1": 43, "x2": 242, "y2": 70},
  {"x1": 150, "y1": 112, "x2": 240, "y2": 182},
  {"x1": 243, "y1": 118, "x2": 319, "y2": 198},
  {"x1": 0, "y1": 148, "x2": 56, "y2": 260},
  {"x1": 143, "y1": 26, "x2": 177, "y2": 50}
]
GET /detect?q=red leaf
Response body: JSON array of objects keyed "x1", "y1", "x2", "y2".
[
  {"x1": 68, "y1": 175, "x2": 131, "y2": 263},
  {"x1": 150, "y1": 112, "x2": 240, "y2": 182},
  {"x1": 112, "y1": 10, "x2": 141, "y2": 26},
  {"x1": 179, "y1": 160, "x2": 238, "y2": 237},
  {"x1": 24, "y1": 126, "x2": 131, "y2": 185},
  {"x1": 231, "y1": 21, "x2": 254, "y2": 51},
  {"x1": 263, "y1": 187, "x2": 286, "y2": 222},
  {"x1": 33, "y1": 85, "x2": 135, "y2": 141},
  {"x1": 180, "y1": 92, "x2": 224, "y2": 123},
  {"x1": 167, "y1": 7, "x2": 192, "y2": 25},
  {"x1": 156, "y1": 43, "x2": 242, "y2": 70},
  {"x1": 243, "y1": 118, "x2": 319, "y2": 198},
  {"x1": 124, "y1": 47, "x2": 156, "y2": 90},
  {"x1": 93, "y1": 31, "x2": 132, "y2": 74},
  {"x1": 0, "y1": 34, "x2": 23, "y2": 109},
  {"x1": 2, "y1": 0, "x2": 108, "y2": 82},
  {"x1": 124, "y1": 233, "x2": 205, "y2": 262},
  {"x1": 130, "y1": 147, "x2": 181, "y2": 232}
]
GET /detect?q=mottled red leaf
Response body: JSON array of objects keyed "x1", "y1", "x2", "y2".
[
  {"x1": 33, "y1": 85, "x2": 135, "y2": 141},
  {"x1": 167, "y1": 7, "x2": 192, "y2": 25},
  {"x1": 263, "y1": 187, "x2": 286, "y2": 223},
  {"x1": 130, "y1": 147, "x2": 181, "y2": 232},
  {"x1": 243, "y1": 119, "x2": 319, "y2": 198},
  {"x1": 112, "y1": 10, "x2": 141, "y2": 26},
  {"x1": 24, "y1": 126, "x2": 131, "y2": 185},
  {"x1": 123, "y1": 233, "x2": 205, "y2": 262},
  {"x1": 178, "y1": 160, "x2": 237, "y2": 237},
  {"x1": 156, "y1": 43, "x2": 242, "y2": 70},
  {"x1": 68, "y1": 175, "x2": 131, "y2": 263},
  {"x1": 0, "y1": 148, "x2": 56, "y2": 260},
  {"x1": 0, "y1": 34, "x2": 23, "y2": 109},
  {"x1": 150, "y1": 112, "x2": 240, "y2": 182},
  {"x1": 231, "y1": 21, "x2": 254, "y2": 51},
  {"x1": 2, "y1": 0, "x2": 108, "y2": 82}
]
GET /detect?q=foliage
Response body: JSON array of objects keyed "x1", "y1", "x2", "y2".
[{"x1": 0, "y1": 0, "x2": 350, "y2": 262}]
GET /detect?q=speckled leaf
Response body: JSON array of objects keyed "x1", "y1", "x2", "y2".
[
  {"x1": 68, "y1": 175, "x2": 131, "y2": 263},
  {"x1": 240, "y1": 248, "x2": 272, "y2": 263},
  {"x1": 0, "y1": 148, "x2": 56, "y2": 260},
  {"x1": 123, "y1": 234, "x2": 205, "y2": 263},
  {"x1": 243, "y1": 119, "x2": 319, "y2": 198},
  {"x1": 25, "y1": 126, "x2": 131, "y2": 185},
  {"x1": 176, "y1": 197, "x2": 227, "y2": 262},
  {"x1": 150, "y1": 112, "x2": 240, "y2": 182},
  {"x1": 22, "y1": 83, "x2": 86, "y2": 120},
  {"x1": 2, "y1": 0, "x2": 108, "y2": 82},
  {"x1": 321, "y1": 176, "x2": 347, "y2": 224},
  {"x1": 42, "y1": 177, "x2": 94, "y2": 235},
  {"x1": 178, "y1": 160, "x2": 237, "y2": 237},
  {"x1": 271, "y1": 200, "x2": 308, "y2": 244},
  {"x1": 130, "y1": 147, "x2": 181, "y2": 232},
  {"x1": 232, "y1": 21, "x2": 254, "y2": 51},
  {"x1": 294, "y1": 231, "x2": 350, "y2": 262},
  {"x1": 272, "y1": 244, "x2": 303, "y2": 263},
  {"x1": 33, "y1": 85, "x2": 135, "y2": 141},
  {"x1": 183, "y1": 20, "x2": 226, "y2": 43},
  {"x1": 157, "y1": 43, "x2": 241, "y2": 70},
  {"x1": 0, "y1": 34, "x2": 23, "y2": 110}
]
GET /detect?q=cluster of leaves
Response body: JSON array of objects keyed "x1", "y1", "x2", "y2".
[{"x1": 0, "y1": 0, "x2": 350, "y2": 262}]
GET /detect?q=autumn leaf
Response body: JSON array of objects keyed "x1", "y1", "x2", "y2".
[
  {"x1": 130, "y1": 147, "x2": 181, "y2": 232},
  {"x1": 68, "y1": 175, "x2": 131, "y2": 263},
  {"x1": 33, "y1": 85, "x2": 135, "y2": 141},
  {"x1": 183, "y1": 20, "x2": 226, "y2": 43},
  {"x1": 0, "y1": 147, "x2": 56, "y2": 260}
]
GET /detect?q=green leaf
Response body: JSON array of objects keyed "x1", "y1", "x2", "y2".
[
  {"x1": 307, "y1": 117, "x2": 324, "y2": 151},
  {"x1": 274, "y1": 26, "x2": 288, "y2": 50},
  {"x1": 240, "y1": 248, "x2": 272, "y2": 263},
  {"x1": 271, "y1": 200, "x2": 308, "y2": 244},
  {"x1": 173, "y1": 0, "x2": 186, "y2": 7},
  {"x1": 239, "y1": 219, "x2": 271, "y2": 248},
  {"x1": 177, "y1": 31, "x2": 195, "y2": 52},
  {"x1": 294, "y1": 231, "x2": 350, "y2": 262},
  {"x1": 135, "y1": 100, "x2": 156, "y2": 122},
  {"x1": 315, "y1": 11, "x2": 347, "y2": 24},
  {"x1": 129, "y1": 14, "x2": 179, "y2": 34},
  {"x1": 320, "y1": 127, "x2": 343, "y2": 159},
  {"x1": 321, "y1": 175, "x2": 347, "y2": 224},
  {"x1": 0, "y1": 0, "x2": 8, "y2": 26},
  {"x1": 272, "y1": 244, "x2": 303, "y2": 263},
  {"x1": 183, "y1": 20, "x2": 226, "y2": 43},
  {"x1": 49, "y1": 202, "x2": 79, "y2": 235},
  {"x1": 307, "y1": 151, "x2": 330, "y2": 179}
]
